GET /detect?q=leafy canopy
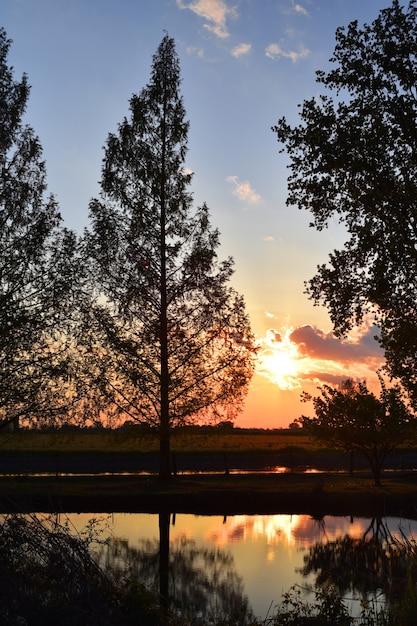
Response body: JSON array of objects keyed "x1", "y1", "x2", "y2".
[
  {"x1": 274, "y1": 0, "x2": 417, "y2": 403},
  {"x1": 301, "y1": 378, "x2": 414, "y2": 484},
  {"x1": 0, "y1": 27, "x2": 77, "y2": 428}
]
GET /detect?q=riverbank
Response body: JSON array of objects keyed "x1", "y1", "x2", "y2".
[
  {"x1": 2, "y1": 472, "x2": 417, "y2": 517},
  {"x1": 2, "y1": 430, "x2": 417, "y2": 518},
  {"x1": 1, "y1": 430, "x2": 416, "y2": 475}
]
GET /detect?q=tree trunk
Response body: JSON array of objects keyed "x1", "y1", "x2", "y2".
[
  {"x1": 159, "y1": 390, "x2": 171, "y2": 479},
  {"x1": 370, "y1": 457, "x2": 382, "y2": 487},
  {"x1": 158, "y1": 68, "x2": 170, "y2": 481},
  {"x1": 159, "y1": 511, "x2": 170, "y2": 620}
]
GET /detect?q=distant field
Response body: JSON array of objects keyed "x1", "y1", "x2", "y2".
[{"x1": 0, "y1": 430, "x2": 323, "y2": 454}]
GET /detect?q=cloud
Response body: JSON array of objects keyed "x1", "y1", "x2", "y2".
[
  {"x1": 298, "y1": 371, "x2": 351, "y2": 386},
  {"x1": 265, "y1": 311, "x2": 276, "y2": 319},
  {"x1": 289, "y1": 324, "x2": 383, "y2": 363},
  {"x1": 227, "y1": 175, "x2": 261, "y2": 203},
  {"x1": 263, "y1": 235, "x2": 275, "y2": 241},
  {"x1": 265, "y1": 42, "x2": 310, "y2": 62},
  {"x1": 255, "y1": 321, "x2": 384, "y2": 392},
  {"x1": 266, "y1": 328, "x2": 282, "y2": 343},
  {"x1": 231, "y1": 42, "x2": 251, "y2": 58},
  {"x1": 176, "y1": 0, "x2": 237, "y2": 38},
  {"x1": 186, "y1": 45, "x2": 205, "y2": 58},
  {"x1": 292, "y1": 2, "x2": 309, "y2": 16}
]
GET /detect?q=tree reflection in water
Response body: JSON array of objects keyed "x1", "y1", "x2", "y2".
[
  {"x1": 299, "y1": 516, "x2": 415, "y2": 611},
  {"x1": 95, "y1": 512, "x2": 255, "y2": 625}
]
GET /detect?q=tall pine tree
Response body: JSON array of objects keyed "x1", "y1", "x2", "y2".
[{"x1": 83, "y1": 34, "x2": 256, "y2": 478}]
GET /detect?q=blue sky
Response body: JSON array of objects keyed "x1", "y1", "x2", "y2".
[{"x1": 3, "y1": 0, "x2": 392, "y2": 426}]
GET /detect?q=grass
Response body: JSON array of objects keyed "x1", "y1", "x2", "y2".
[{"x1": 0, "y1": 429, "x2": 323, "y2": 454}]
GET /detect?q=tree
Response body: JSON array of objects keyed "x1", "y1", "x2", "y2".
[
  {"x1": 81, "y1": 34, "x2": 256, "y2": 478},
  {"x1": 273, "y1": 1, "x2": 417, "y2": 403},
  {"x1": 0, "y1": 28, "x2": 77, "y2": 430},
  {"x1": 300, "y1": 379, "x2": 413, "y2": 485}
]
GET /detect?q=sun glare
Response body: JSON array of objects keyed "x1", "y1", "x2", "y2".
[{"x1": 257, "y1": 328, "x2": 303, "y2": 390}]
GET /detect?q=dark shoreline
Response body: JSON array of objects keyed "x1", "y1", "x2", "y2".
[
  {"x1": 1, "y1": 447, "x2": 416, "y2": 475},
  {"x1": 2, "y1": 472, "x2": 417, "y2": 519},
  {"x1": 2, "y1": 446, "x2": 417, "y2": 518}
]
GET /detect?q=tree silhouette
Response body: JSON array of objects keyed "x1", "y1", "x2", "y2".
[
  {"x1": 274, "y1": 1, "x2": 417, "y2": 405},
  {"x1": 301, "y1": 378, "x2": 414, "y2": 485},
  {"x1": 81, "y1": 34, "x2": 256, "y2": 477},
  {"x1": 0, "y1": 28, "x2": 77, "y2": 429}
]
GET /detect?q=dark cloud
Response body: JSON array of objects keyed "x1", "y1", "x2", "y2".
[
  {"x1": 289, "y1": 324, "x2": 383, "y2": 363},
  {"x1": 266, "y1": 329, "x2": 282, "y2": 343},
  {"x1": 298, "y1": 371, "x2": 356, "y2": 385}
]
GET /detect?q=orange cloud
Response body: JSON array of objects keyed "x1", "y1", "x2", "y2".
[
  {"x1": 227, "y1": 175, "x2": 261, "y2": 203},
  {"x1": 289, "y1": 324, "x2": 382, "y2": 362},
  {"x1": 255, "y1": 322, "x2": 384, "y2": 392}
]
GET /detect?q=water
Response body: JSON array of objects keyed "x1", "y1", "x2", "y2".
[{"x1": 63, "y1": 512, "x2": 417, "y2": 621}]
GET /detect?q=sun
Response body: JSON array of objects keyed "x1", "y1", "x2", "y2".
[{"x1": 257, "y1": 328, "x2": 303, "y2": 390}]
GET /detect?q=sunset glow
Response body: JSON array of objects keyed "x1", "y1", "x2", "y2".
[
  {"x1": 237, "y1": 319, "x2": 387, "y2": 427},
  {"x1": 256, "y1": 322, "x2": 384, "y2": 389},
  {"x1": 203, "y1": 513, "x2": 368, "y2": 549},
  {"x1": 3, "y1": 0, "x2": 393, "y2": 428},
  {"x1": 256, "y1": 328, "x2": 303, "y2": 391}
]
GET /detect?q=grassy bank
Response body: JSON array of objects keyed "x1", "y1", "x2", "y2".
[
  {"x1": 0, "y1": 429, "x2": 352, "y2": 476},
  {"x1": 0, "y1": 429, "x2": 321, "y2": 454}
]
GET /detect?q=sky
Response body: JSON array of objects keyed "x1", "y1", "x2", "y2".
[{"x1": 2, "y1": 0, "x2": 393, "y2": 428}]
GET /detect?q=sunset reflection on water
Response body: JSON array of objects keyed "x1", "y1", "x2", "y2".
[
  {"x1": 203, "y1": 513, "x2": 368, "y2": 548},
  {"x1": 65, "y1": 512, "x2": 417, "y2": 620}
]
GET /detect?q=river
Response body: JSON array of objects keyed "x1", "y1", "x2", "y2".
[{"x1": 63, "y1": 511, "x2": 417, "y2": 622}]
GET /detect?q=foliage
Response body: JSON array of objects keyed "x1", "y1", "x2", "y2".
[
  {"x1": 80, "y1": 34, "x2": 256, "y2": 477},
  {"x1": 0, "y1": 28, "x2": 78, "y2": 430},
  {"x1": 269, "y1": 519, "x2": 417, "y2": 626},
  {"x1": 271, "y1": 584, "x2": 353, "y2": 625},
  {"x1": 0, "y1": 510, "x2": 255, "y2": 625},
  {"x1": 300, "y1": 518, "x2": 407, "y2": 602},
  {"x1": 0, "y1": 512, "x2": 163, "y2": 625},
  {"x1": 273, "y1": 0, "x2": 417, "y2": 404},
  {"x1": 300, "y1": 378, "x2": 414, "y2": 485},
  {"x1": 0, "y1": 429, "x2": 328, "y2": 454}
]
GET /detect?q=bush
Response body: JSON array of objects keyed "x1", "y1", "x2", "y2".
[{"x1": 0, "y1": 512, "x2": 161, "y2": 625}]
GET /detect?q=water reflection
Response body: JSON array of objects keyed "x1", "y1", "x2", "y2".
[
  {"x1": 300, "y1": 516, "x2": 414, "y2": 613},
  {"x1": 67, "y1": 512, "x2": 417, "y2": 621},
  {"x1": 95, "y1": 512, "x2": 254, "y2": 624}
]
